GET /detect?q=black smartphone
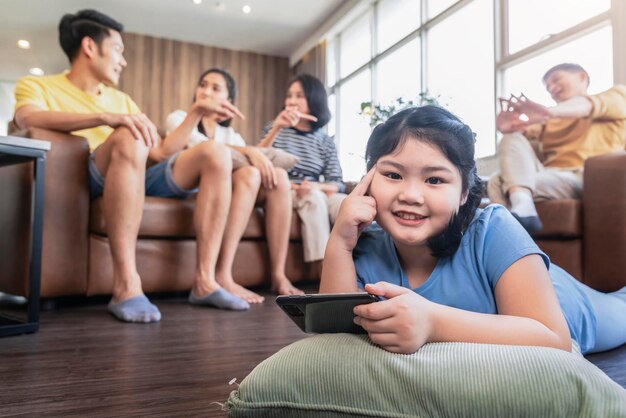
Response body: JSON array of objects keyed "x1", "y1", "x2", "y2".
[{"x1": 276, "y1": 293, "x2": 380, "y2": 334}]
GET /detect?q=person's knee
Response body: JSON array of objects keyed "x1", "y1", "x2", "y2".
[
  {"x1": 195, "y1": 141, "x2": 232, "y2": 173},
  {"x1": 306, "y1": 189, "x2": 327, "y2": 210},
  {"x1": 498, "y1": 132, "x2": 533, "y2": 156},
  {"x1": 486, "y1": 173, "x2": 507, "y2": 204},
  {"x1": 500, "y1": 132, "x2": 525, "y2": 144},
  {"x1": 107, "y1": 128, "x2": 149, "y2": 167},
  {"x1": 327, "y1": 193, "x2": 347, "y2": 224},
  {"x1": 274, "y1": 168, "x2": 291, "y2": 191},
  {"x1": 235, "y1": 166, "x2": 261, "y2": 191}
]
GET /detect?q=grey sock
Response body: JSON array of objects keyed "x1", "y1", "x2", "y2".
[
  {"x1": 108, "y1": 295, "x2": 162, "y2": 323},
  {"x1": 188, "y1": 288, "x2": 250, "y2": 311}
]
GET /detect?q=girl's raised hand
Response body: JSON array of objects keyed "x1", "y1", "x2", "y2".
[
  {"x1": 354, "y1": 282, "x2": 435, "y2": 354},
  {"x1": 331, "y1": 167, "x2": 377, "y2": 251},
  {"x1": 194, "y1": 97, "x2": 245, "y2": 121},
  {"x1": 274, "y1": 106, "x2": 318, "y2": 129}
]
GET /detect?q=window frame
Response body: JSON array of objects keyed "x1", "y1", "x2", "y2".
[{"x1": 325, "y1": 0, "x2": 623, "y2": 178}]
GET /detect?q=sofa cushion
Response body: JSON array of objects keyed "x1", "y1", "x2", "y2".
[
  {"x1": 533, "y1": 199, "x2": 582, "y2": 238},
  {"x1": 227, "y1": 334, "x2": 626, "y2": 417},
  {"x1": 231, "y1": 147, "x2": 300, "y2": 170},
  {"x1": 90, "y1": 197, "x2": 302, "y2": 239}
]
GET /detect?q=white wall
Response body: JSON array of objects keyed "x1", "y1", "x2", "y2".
[{"x1": 0, "y1": 81, "x2": 16, "y2": 136}]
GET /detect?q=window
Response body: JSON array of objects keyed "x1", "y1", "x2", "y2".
[
  {"x1": 376, "y1": 37, "x2": 421, "y2": 105},
  {"x1": 340, "y1": 12, "x2": 372, "y2": 78},
  {"x1": 504, "y1": 26, "x2": 613, "y2": 105},
  {"x1": 427, "y1": 0, "x2": 495, "y2": 157},
  {"x1": 327, "y1": 93, "x2": 336, "y2": 138},
  {"x1": 507, "y1": 0, "x2": 610, "y2": 54},
  {"x1": 326, "y1": 39, "x2": 337, "y2": 87},
  {"x1": 428, "y1": 0, "x2": 458, "y2": 18},
  {"x1": 377, "y1": 0, "x2": 421, "y2": 53},
  {"x1": 325, "y1": 0, "x2": 617, "y2": 180},
  {"x1": 337, "y1": 70, "x2": 371, "y2": 181}
]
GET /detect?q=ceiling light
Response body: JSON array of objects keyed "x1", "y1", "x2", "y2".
[
  {"x1": 29, "y1": 67, "x2": 44, "y2": 76},
  {"x1": 242, "y1": 5, "x2": 251, "y2": 13},
  {"x1": 193, "y1": 0, "x2": 202, "y2": 4},
  {"x1": 17, "y1": 39, "x2": 30, "y2": 49}
]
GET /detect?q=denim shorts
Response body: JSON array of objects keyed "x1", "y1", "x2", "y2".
[{"x1": 88, "y1": 151, "x2": 198, "y2": 200}]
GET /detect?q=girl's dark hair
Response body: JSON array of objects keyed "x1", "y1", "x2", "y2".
[
  {"x1": 365, "y1": 105, "x2": 483, "y2": 258},
  {"x1": 289, "y1": 74, "x2": 331, "y2": 130},
  {"x1": 195, "y1": 68, "x2": 236, "y2": 130},
  {"x1": 59, "y1": 9, "x2": 124, "y2": 63}
]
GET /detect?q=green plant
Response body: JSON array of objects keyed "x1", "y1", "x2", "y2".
[{"x1": 360, "y1": 92, "x2": 441, "y2": 127}]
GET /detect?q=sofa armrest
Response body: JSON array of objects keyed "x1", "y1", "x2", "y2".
[
  {"x1": 3, "y1": 128, "x2": 91, "y2": 297},
  {"x1": 582, "y1": 151, "x2": 626, "y2": 291}
]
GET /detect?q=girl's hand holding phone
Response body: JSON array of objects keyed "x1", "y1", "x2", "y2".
[
  {"x1": 354, "y1": 282, "x2": 436, "y2": 354},
  {"x1": 331, "y1": 167, "x2": 377, "y2": 252}
]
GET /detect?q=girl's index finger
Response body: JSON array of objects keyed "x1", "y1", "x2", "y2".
[
  {"x1": 224, "y1": 101, "x2": 246, "y2": 120},
  {"x1": 350, "y1": 166, "x2": 376, "y2": 196},
  {"x1": 299, "y1": 113, "x2": 318, "y2": 122}
]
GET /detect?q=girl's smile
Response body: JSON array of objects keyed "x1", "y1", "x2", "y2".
[
  {"x1": 393, "y1": 210, "x2": 427, "y2": 226},
  {"x1": 369, "y1": 138, "x2": 466, "y2": 251}
]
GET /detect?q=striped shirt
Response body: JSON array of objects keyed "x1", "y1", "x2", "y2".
[{"x1": 263, "y1": 124, "x2": 345, "y2": 192}]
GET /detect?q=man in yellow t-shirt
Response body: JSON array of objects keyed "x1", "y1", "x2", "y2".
[
  {"x1": 488, "y1": 63, "x2": 626, "y2": 233},
  {"x1": 13, "y1": 10, "x2": 164, "y2": 323},
  {"x1": 15, "y1": 72, "x2": 141, "y2": 152},
  {"x1": 13, "y1": 9, "x2": 251, "y2": 323}
]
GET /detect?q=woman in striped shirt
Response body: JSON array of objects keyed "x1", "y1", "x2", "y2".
[{"x1": 259, "y1": 74, "x2": 346, "y2": 264}]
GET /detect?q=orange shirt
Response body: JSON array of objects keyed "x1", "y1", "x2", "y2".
[{"x1": 526, "y1": 85, "x2": 626, "y2": 168}]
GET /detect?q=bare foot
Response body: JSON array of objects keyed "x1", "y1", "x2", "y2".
[
  {"x1": 219, "y1": 280, "x2": 265, "y2": 304},
  {"x1": 272, "y1": 279, "x2": 305, "y2": 296}
]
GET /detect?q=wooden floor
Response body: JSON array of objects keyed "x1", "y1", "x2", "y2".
[
  {"x1": 1, "y1": 285, "x2": 624, "y2": 417},
  {"x1": 0, "y1": 287, "x2": 314, "y2": 418}
]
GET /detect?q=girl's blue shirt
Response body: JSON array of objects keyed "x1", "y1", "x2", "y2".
[{"x1": 354, "y1": 204, "x2": 597, "y2": 352}]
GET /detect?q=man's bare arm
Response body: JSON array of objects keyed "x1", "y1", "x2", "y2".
[
  {"x1": 15, "y1": 104, "x2": 111, "y2": 132},
  {"x1": 15, "y1": 104, "x2": 160, "y2": 148}
]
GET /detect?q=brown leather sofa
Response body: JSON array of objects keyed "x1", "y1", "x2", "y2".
[
  {"x1": 0, "y1": 128, "x2": 318, "y2": 298},
  {"x1": 526, "y1": 150, "x2": 626, "y2": 292}
]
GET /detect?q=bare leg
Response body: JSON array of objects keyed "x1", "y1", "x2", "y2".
[
  {"x1": 259, "y1": 169, "x2": 302, "y2": 295},
  {"x1": 170, "y1": 142, "x2": 233, "y2": 296},
  {"x1": 94, "y1": 128, "x2": 160, "y2": 323},
  {"x1": 216, "y1": 166, "x2": 266, "y2": 303},
  {"x1": 94, "y1": 129, "x2": 149, "y2": 303}
]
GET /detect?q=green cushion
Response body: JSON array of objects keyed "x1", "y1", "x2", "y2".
[{"x1": 227, "y1": 334, "x2": 626, "y2": 417}]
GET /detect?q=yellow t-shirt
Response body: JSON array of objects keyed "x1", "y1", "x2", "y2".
[
  {"x1": 14, "y1": 73, "x2": 140, "y2": 151},
  {"x1": 527, "y1": 85, "x2": 626, "y2": 168}
]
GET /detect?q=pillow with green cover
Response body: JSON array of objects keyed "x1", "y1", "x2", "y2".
[{"x1": 227, "y1": 334, "x2": 626, "y2": 417}]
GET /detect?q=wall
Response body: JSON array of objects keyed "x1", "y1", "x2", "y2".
[
  {"x1": 119, "y1": 33, "x2": 290, "y2": 144},
  {"x1": 291, "y1": 41, "x2": 326, "y2": 83},
  {"x1": 0, "y1": 81, "x2": 16, "y2": 136}
]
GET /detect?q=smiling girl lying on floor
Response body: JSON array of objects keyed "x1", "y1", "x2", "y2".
[{"x1": 320, "y1": 105, "x2": 626, "y2": 355}]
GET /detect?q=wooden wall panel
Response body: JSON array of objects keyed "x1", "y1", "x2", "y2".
[
  {"x1": 291, "y1": 40, "x2": 326, "y2": 84},
  {"x1": 119, "y1": 33, "x2": 290, "y2": 144}
]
